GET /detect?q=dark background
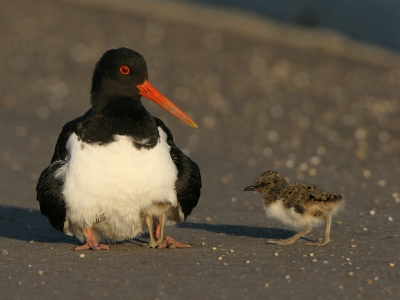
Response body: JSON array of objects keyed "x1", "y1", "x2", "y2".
[{"x1": 186, "y1": 0, "x2": 400, "y2": 52}]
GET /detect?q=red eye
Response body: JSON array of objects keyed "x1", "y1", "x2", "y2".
[{"x1": 119, "y1": 66, "x2": 130, "y2": 75}]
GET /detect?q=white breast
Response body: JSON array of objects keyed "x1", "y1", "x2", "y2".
[
  {"x1": 55, "y1": 127, "x2": 178, "y2": 242},
  {"x1": 265, "y1": 199, "x2": 323, "y2": 229}
]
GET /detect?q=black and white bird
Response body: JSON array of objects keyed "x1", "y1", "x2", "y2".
[
  {"x1": 36, "y1": 48, "x2": 201, "y2": 250},
  {"x1": 244, "y1": 171, "x2": 344, "y2": 246}
]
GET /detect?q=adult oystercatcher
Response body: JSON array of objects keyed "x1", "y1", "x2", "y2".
[
  {"x1": 37, "y1": 48, "x2": 201, "y2": 250},
  {"x1": 244, "y1": 171, "x2": 344, "y2": 246}
]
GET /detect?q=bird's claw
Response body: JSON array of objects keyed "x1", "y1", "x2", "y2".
[
  {"x1": 157, "y1": 236, "x2": 191, "y2": 249},
  {"x1": 75, "y1": 243, "x2": 110, "y2": 251}
]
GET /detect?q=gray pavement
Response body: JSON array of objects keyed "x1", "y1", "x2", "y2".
[{"x1": 1, "y1": 0, "x2": 400, "y2": 299}]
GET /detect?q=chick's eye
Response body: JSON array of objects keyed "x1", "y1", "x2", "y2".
[{"x1": 119, "y1": 66, "x2": 130, "y2": 75}]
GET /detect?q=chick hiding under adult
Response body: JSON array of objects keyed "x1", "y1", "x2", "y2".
[{"x1": 244, "y1": 171, "x2": 344, "y2": 246}]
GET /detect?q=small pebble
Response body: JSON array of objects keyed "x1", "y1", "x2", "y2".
[
  {"x1": 274, "y1": 252, "x2": 279, "y2": 256},
  {"x1": 339, "y1": 285, "x2": 344, "y2": 289},
  {"x1": 351, "y1": 245, "x2": 357, "y2": 248},
  {"x1": 324, "y1": 261, "x2": 329, "y2": 264},
  {"x1": 38, "y1": 271, "x2": 43, "y2": 276},
  {"x1": 388, "y1": 216, "x2": 393, "y2": 222},
  {"x1": 363, "y1": 228, "x2": 368, "y2": 231},
  {"x1": 363, "y1": 170, "x2": 371, "y2": 178},
  {"x1": 309, "y1": 253, "x2": 314, "y2": 257},
  {"x1": 369, "y1": 210, "x2": 376, "y2": 216},
  {"x1": 264, "y1": 283, "x2": 269, "y2": 288},
  {"x1": 29, "y1": 240, "x2": 34, "y2": 244},
  {"x1": 218, "y1": 257, "x2": 223, "y2": 261},
  {"x1": 366, "y1": 279, "x2": 373, "y2": 285},
  {"x1": 336, "y1": 220, "x2": 343, "y2": 225},
  {"x1": 377, "y1": 179, "x2": 387, "y2": 187},
  {"x1": 246, "y1": 260, "x2": 250, "y2": 264},
  {"x1": 285, "y1": 275, "x2": 290, "y2": 279},
  {"x1": 212, "y1": 247, "x2": 217, "y2": 250},
  {"x1": 205, "y1": 217, "x2": 212, "y2": 222},
  {"x1": 349, "y1": 272, "x2": 354, "y2": 276},
  {"x1": 230, "y1": 249, "x2": 234, "y2": 253},
  {"x1": 223, "y1": 262, "x2": 228, "y2": 266},
  {"x1": 79, "y1": 254, "x2": 85, "y2": 258},
  {"x1": 389, "y1": 263, "x2": 395, "y2": 267},
  {"x1": 312, "y1": 259, "x2": 317, "y2": 263}
]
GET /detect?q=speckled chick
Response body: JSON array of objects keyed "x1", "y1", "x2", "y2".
[{"x1": 244, "y1": 170, "x2": 344, "y2": 246}]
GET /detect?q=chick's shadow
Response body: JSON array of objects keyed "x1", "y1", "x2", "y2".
[{"x1": 177, "y1": 221, "x2": 298, "y2": 240}]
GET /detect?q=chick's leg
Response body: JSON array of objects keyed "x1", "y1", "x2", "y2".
[
  {"x1": 268, "y1": 227, "x2": 312, "y2": 245},
  {"x1": 307, "y1": 215, "x2": 332, "y2": 246},
  {"x1": 157, "y1": 213, "x2": 191, "y2": 249},
  {"x1": 145, "y1": 215, "x2": 159, "y2": 248}
]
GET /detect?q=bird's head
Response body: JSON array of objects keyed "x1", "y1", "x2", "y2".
[
  {"x1": 90, "y1": 48, "x2": 197, "y2": 128},
  {"x1": 243, "y1": 170, "x2": 286, "y2": 194}
]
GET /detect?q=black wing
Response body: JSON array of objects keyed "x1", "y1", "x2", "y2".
[
  {"x1": 36, "y1": 161, "x2": 67, "y2": 231},
  {"x1": 36, "y1": 110, "x2": 91, "y2": 231},
  {"x1": 155, "y1": 118, "x2": 201, "y2": 219},
  {"x1": 50, "y1": 109, "x2": 92, "y2": 163}
]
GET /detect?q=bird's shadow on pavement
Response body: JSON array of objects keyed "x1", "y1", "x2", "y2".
[
  {"x1": 0, "y1": 205, "x2": 76, "y2": 244},
  {"x1": 0, "y1": 205, "x2": 308, "y2": 244},
  {"x1": 178, "y1": 222, "x2": 297, "y2": 240}
]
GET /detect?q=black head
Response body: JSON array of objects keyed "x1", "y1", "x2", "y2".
[
  {"x1": 88, "y1": 48, "x2": 198, "y2": 128},
  {"x1": 243, "y1": 170, "x2": 287, "y2": 194},
  {"x1": 90, "y1": 48, "x2": 148, "y2": 105}
]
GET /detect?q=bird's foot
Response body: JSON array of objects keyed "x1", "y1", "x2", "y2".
[
  {"x1": 75, "y1": 242, "x2": 110, "y2": 251},
  {"x1": 74, "y1": 228, "x2": 110, "y2": 250},
  {"x1": 306, "y1": 238, "x2": 330, "y2": 246},
  {"x1": 75, "y1": 240, "x2": 110, "y2": 251},
  {"x1": 147, "y1": 241, "x2": 160, "y2": 248},
  {"x1": 267, "y1": 238, "x2": 295, "y2": 245},
  {"x1": 157, "y1": 236, "x2": 192, "y2": 249}
]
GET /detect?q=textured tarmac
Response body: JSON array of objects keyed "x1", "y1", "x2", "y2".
[{"x1": 1, "y1": 0, "x2": 400, "y2": 299}]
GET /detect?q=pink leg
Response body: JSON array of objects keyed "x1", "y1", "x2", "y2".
[
  {"x1": 74, "y1": 228, "x2": 110, "y2": 251},
  {"x1": 153, "y1": 224, "x2": 161, "y2": 240},
  {"x1": 157, "y1": 236, "x2": 192, "y2": 249}
]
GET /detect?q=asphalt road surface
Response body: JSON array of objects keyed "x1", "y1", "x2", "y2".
[{"x1": 1, "y1": 0, "x2": 399, "y2": 299}]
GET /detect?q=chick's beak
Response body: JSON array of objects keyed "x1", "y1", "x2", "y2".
[{"x1": 243, "y1": 185, "x2": 255, "y2": 191}]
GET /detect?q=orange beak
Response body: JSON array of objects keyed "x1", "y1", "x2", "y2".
[{"x1": 137, "y1": 80, "x2": 198, "y2": 128}]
